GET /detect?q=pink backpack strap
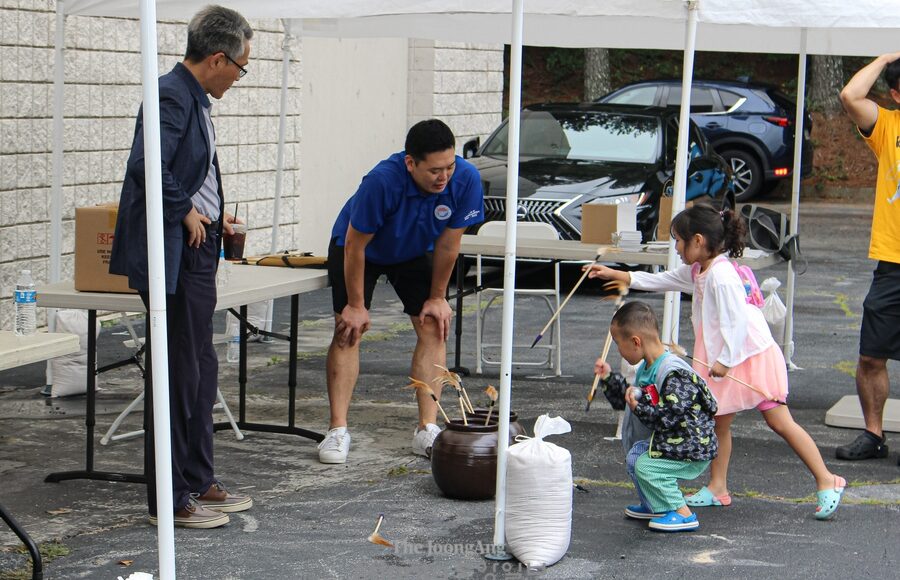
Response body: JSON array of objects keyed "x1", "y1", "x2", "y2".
[
  {"x1": 690, "y1": 262, "x2": 701, "y2": 281},
  {"x1": 731, "y1": 260, "x2": 765, "y2": 308}
]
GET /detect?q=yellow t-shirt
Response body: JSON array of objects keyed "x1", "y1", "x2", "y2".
[{"x1": 862, "y1": 106, "x2": 900, "y2": 264}]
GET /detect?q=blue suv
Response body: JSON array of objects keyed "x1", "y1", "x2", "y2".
[{"x1": 598, "y1": 79, "x2": 813, "y2": 201}]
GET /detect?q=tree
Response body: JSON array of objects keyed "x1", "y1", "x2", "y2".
[
  {"x1": 810, "y1": 55, "x2": 843, "y2": 116},
  {"x1": 584, "y1": 48, "x2": 611, "y2": 101}
]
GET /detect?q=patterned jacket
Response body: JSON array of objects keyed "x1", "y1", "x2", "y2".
[{"x1": 632, "y1": 367, "x2": 718, "y2": 462}]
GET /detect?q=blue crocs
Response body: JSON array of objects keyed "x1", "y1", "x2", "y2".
[
  {"x1": 649, "y1": 511, "x2": 700, "y2": 532},
  {"x1": 624, "y1": 504, "x2": 666, "y2": 520},
  {"x1": 685, "y1": 486, "x2": 732, "y2": 507},
  {"x1": 815, "y1": 476, "x2": 846, "y2": 520}
]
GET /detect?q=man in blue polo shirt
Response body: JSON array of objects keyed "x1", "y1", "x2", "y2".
[{"x1": 318, "y1": 119, "x2": 484, "y2": 463}]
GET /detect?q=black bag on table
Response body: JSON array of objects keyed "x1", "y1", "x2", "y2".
[{"x1": 739, "y1": 204, "x2": 806, "y2": 275}]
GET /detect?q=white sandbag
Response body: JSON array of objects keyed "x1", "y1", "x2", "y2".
[
  {"x1": 505, "y1": 415, "x2": 572, "y2": 570},
  {"x1": 50, "y1": 309, "x2": 99, "y2": 397},
  {"x1": 761, "y1": 277, "x2": 787, "y2": 346}
]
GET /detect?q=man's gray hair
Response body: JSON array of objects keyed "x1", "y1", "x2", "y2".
[{"x1": 185, "y1": 5, "x2": 253, "y2": 62}]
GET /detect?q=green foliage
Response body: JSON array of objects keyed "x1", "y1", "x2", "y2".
[
  {"x1": 544, "y1": 48, "x2": 584, "y2": 81},
  {"x1": 833, "y1": 360, "x2": 857, "y2": 378},
  {"x1": 2, "y1": 541, "x2": 71, "y2": 580},
  {"x1": 387, "y1": 465, "x2": 409, "y2": 477}
]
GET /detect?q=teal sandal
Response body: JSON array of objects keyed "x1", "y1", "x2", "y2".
[
  {"x1": 815, "y1": 476, "x2": 846, "y2": 520},
  {"x1": 685, "y1": 486, "x2": 732, "y2": 507}
]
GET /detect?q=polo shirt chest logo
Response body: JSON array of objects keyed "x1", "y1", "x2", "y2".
[{"x1": 434, "y1": 204, "x2": 452, "y2": 220}]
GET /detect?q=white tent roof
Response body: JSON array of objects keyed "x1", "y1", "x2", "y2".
[
  {"x1": 48, "y1": 1, "x2": 900, "y2": 576},
  {"x1": 64, "y1": 0, "x2": 900, "y2": 56}
]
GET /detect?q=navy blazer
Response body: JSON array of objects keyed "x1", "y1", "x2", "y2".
[{"x1": 110, "y1": 62, "x2": 224, "y2": 294}]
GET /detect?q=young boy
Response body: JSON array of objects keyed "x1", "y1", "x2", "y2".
[{"x1": 596, "y1": 301, "x2": 718, "y2": 532}]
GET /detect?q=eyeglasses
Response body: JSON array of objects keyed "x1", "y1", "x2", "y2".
[{"x1": 222, "y1": 53, "x2": 248, "y2": 79}]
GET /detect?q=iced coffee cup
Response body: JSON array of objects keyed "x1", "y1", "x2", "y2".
[{"x1": 223, "y1": 222, "x2": 247, "y2": 260}]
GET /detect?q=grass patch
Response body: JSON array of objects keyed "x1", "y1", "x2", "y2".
[
  {"x1": 295, "y1": 349, "x2": 328, "y2": 361},
  {"x1": 708, "y1": 479, "x2": 900, "y2": 506},
  {"x1": 833, "y1": 293, "x2": 856, "y2": 318},
  {"x1": 848, "y1": 477, "x2": 900, "y2": 487},
  {"x1": 386, "y1": 466, "x2": 430, "y2": 477},
  {"x1": 573, "y1": 477, "x2": 634, "y2": 490},
  {"x1": 833, "y1": 360, "x2": 857, "y2": 378},
  {"x1": 388, "y1": 321, "x2": 414, "y2": 333},
  {"x1": 2, "y1": 541, "x2": 71, "y2": 580},
  {"x1": 361, "y1": 331, "x2": 395, "y2": 343},
  {"x1": 266, "y1": 355, "x2": 283, "y2": 367}
]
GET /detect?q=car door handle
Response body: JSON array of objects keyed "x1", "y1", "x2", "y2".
[{"x1": 705, "y1": 122, "x2": 722, "y2": 129}]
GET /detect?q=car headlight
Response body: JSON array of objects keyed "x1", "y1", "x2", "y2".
[{"x1": 591, "y1": 192, "x2": 652, "y2": 211}]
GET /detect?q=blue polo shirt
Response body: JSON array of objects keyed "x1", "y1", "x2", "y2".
[{"x1": 331, "y1": 152, "x2": 484, "y2": 265}]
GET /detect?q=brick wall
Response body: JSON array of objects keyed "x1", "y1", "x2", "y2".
[
  {"x1": 0, "y1": 5, "x2": 298, "y2": 329},
  {"x1": 409, "y1": 40, "x2": 504, "y2": 153}
]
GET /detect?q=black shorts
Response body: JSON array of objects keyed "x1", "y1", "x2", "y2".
[
  {"x1": 327, "y1": 237, "x2": 433, "y2": 316},
  {"x1": 860, "y1": 260, "x2": 900, "y2": 360}
]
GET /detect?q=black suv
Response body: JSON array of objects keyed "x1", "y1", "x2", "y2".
[
  {"x1": 462, "y1": 103, "x2": 731, "y2": 243},
  {"x1": 598, "y1": 79, "x2": 813, "y2": 201}
]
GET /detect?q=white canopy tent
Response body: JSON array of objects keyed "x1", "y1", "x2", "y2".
[{"x1": 46, "y1": 0, "x2": 900, "y2": 576}]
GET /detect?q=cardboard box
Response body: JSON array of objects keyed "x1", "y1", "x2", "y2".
[
  {"x1": 657, "y1": 195, "x2": 673, "y2": 241},
  {"x1": 74, "y1": 204, "x2": 136, "y2": 293},
  {"x1": 581, "y1": 202, "x2": 636, "y2": 245},
  {"x1": 656, "y1": 197, "x2": 695, "y2": 241}
]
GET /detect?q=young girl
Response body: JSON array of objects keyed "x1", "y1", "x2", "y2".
[{"x1": 587, "y1": 204, "x2": 845, "y2": 520}]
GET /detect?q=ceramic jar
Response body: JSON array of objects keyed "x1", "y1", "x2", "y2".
[
  {"x1": 467, "y1": 409, "x2": 526, "y2": 444},
  {"x1": 431, "y1": 419, "x2": 498, "y2": 500}
]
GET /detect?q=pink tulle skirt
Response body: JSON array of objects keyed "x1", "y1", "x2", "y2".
[{"x1": 693, "y1": 326, "x2": 789, "y2": 416}]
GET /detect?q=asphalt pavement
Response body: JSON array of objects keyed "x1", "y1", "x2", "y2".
[{"x1": 0, "y1": 201, "x2": 897, "y2": 579}]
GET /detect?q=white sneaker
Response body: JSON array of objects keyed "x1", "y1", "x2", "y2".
[
  {"x1": 318, "y1": 427, "x2": 351, "y2": 464},
  {"x1": 412, "y1": 423, "x2": 442, "y2": 458}
]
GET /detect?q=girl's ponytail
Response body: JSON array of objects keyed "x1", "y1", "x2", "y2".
[{"x1": 721, "y1": 207, "x2": 747, "y2": 258}]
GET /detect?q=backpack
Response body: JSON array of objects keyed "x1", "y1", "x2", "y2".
[
  {"x1": 691, "y1": 260, "x2": 764, "y2": 308},
  {"x1": 732, "y1": 261, "x2": 764, "y2": 307}
]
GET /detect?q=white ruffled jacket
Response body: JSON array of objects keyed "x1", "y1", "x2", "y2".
[{"x1": 629, "y1": 254, "x2": 774, "y2": 368}]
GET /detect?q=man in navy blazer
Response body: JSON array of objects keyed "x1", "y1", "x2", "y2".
[{"x1": 110, "y1": 5, "x2": 253, "y2": 529}]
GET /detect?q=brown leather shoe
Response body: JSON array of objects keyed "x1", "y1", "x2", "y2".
[
  {"x1": 196, "y1": 481, "x2": 253, "y2": 513},
  {"x1": 149, "y1": 500, "x2": 229, "y2": 529}
]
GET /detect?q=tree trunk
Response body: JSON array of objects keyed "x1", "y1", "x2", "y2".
[
  {"x1": 584, "y1": 48, "x2": 611, "y2": 101},
  {"x1": 810, "y1": 55, "x2": 843, "y2": 116}
]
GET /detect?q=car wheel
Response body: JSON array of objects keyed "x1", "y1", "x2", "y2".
[{"x1": 722, "y1": 149, "x2": 762, "y2": 202}]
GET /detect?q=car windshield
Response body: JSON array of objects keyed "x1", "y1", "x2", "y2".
[{"x1": 482, "y1": 110, "x2": 660, "y2": 163}]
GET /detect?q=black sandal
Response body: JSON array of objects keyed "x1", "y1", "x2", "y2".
[{"x1": 835, "y1": 432, "x2": 888, "y2": 460}]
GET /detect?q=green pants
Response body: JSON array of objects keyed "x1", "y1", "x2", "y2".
[{"x1": 635, "y1": 452, "x2": 710, "y2": 513}]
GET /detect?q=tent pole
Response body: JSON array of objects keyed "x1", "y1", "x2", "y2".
[
  {"x1": 661, "y1": 0, "x2": 698, "y2": 345},
  {"x1": 46, "y1": 0, "x2": 66, "y2": 388},
  {"x1": 50, "y1": 2, "x2": 64, "y2": 288},
  {"x1": 263, "y1": 19, "x2": 295, "y2": 339},
  {"x1": 783, "y1": 28, "x2": 807, "y2": 370},
  {"x1": 139, "y1": 0, "x2": 176, "y2": 576},
  {"x1": 489, "y1": 0, "x2": 524, "y2": 560}
]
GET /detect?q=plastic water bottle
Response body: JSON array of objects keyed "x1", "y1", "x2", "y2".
[
  {"x1": 14, "y1": 270, "x2": 37, "y2": 336},
  {"x1": 225, "y1": 312, "x2": 240, "y2": 363},
  {"x1": 217, "y1": 249, "x2": 231, "y2": 288}
]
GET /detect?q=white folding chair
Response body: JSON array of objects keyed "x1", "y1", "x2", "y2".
[
  {"x1": 100, "y1": 313, "x2": 244, "y2": 445},
  {"x1": 474, "y1": 221, "x2": 562, "y2": 376}
]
